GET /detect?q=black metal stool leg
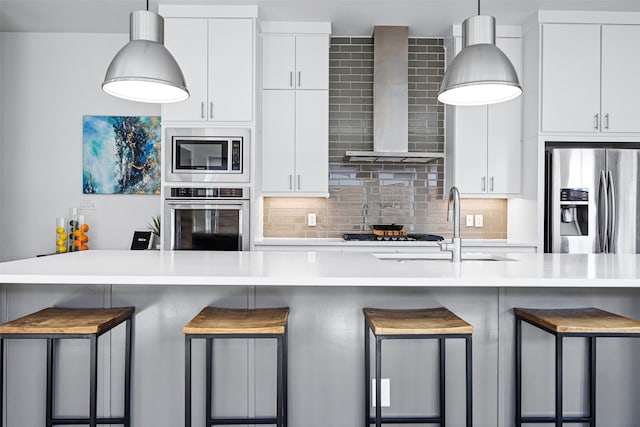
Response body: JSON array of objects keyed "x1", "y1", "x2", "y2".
[
  {"x1": 276, "y1": 335, "x2": 283, "y2": 427},
  {"x1": 124, "y1": 318, "x2": 132, "y2": 427},
  {"x1": 46, "y1": 338, "x2": 54, "y2": 427},
  {"x1": 555, "y1": 335, "x2": 563, "y2": 427},
  {"x1": 515, "y1": 317, "x2": 522, "y2": 427},
  {"x1": 439, "y1": 338, "x2": 446, "y2": 426},
  {"x1": 375, "y1": 336, "x2": 382, "y2": 427},
  {"x1": 185, "y1": 336, "x2": 192, "y2": 427},
  {"x1": 364, "y1": 320, "x2": 370, "y2": 427},
  {"x1": 1, "y1": 338, "x2": 4, "y2": 427},
  {"x1": 283, "y1": 328, "x2": 288, "y2": 427},
  {"x1": 206, "y1": 338, "x2": 213, "y2": 426},
  {"x1": 466, "y1": 335, "x2": 473, "y2": 427},
  {"x1": 89, "y1": 335, "x2": 98, "y2": 427},
  {"x1": 589, "y1": 337, "x2": 597, "y2": 427}
]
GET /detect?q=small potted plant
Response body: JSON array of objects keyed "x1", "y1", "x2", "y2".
[{"x1": 147, "y1": 215, "x2": 161, "y2": 249}]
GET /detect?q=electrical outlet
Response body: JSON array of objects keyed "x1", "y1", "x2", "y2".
[
  {"x1": 80, "y1": 197, "x2": 96, "y2": 210},
  {"x1": 307, "y1": 213, "x2": 317, "y2": 227},
  {"x1": 475, "y1": 214, "x2": 484, "y2": 228},
  {"x1": 466, "y1": 215, "x2": 474, "y2": 227},
  {"x1": 371, "y1": 378, "x2": 390, "y2": 407}
]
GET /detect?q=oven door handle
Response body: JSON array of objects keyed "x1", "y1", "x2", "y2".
[{"x1": 165, "y1": 201, "x2": 247, "y2": 209}]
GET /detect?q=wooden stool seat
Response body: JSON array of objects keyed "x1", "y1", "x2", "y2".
[
  {"x1": 183, "y1": 307, "x2": 289, "y2": 335},
  {"x1": 363, "y1": 307, "x2": 473, "y2": 335},
  {"x1": 514, "y1": 307, "x2": 640, "y2": 334},
  {"x1": 0, "y1": 307, "x2": 135, "y2": 335}
]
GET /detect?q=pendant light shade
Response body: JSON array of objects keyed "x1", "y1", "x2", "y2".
[
  {"x1": 438, "y1": 15, "x2": 521, "y2": 106},
  {"x1": 102, "y1": 10, "x2": 189, "y2": 103}
]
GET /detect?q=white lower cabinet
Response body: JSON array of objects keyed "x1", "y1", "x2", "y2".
[
  {"x1": 261, "y1": 90, "x2": 328, "y2": 195},
  {"x1": 446, "y1": 36, "x2": 522, "y2": 196}
]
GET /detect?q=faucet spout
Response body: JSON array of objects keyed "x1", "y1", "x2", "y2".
[{"x1": 438, "y1": 186, "x2": 462, "y2": 262}]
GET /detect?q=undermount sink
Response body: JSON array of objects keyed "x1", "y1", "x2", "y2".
[{"x1": 372, "y1": 253, "x2": 514, "y2": 262}]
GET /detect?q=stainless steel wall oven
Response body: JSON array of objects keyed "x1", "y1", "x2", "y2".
[{"x1": 164, "y1": 186, "x2": 250, "y2": 251}]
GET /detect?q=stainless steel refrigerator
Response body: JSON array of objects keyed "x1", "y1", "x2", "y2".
[{"x1": 545, "y1": 147, "x2": 640, "y2": 253}]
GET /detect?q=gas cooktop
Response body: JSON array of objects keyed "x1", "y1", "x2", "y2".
[{"x1": 343, "y1": 233, "x2": 444, "y2": 242}]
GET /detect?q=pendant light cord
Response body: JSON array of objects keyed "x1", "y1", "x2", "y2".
[
  {"x1": 146, "y1": 0, "x2": 149, "y2": 11},
  {"x1": 478, "y1": 0, "x2": 481, "y2": 15}
]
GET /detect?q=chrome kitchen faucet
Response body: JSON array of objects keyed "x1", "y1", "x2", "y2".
[{"x1": 438, "y1": 186, "x2": 462, "y2": 262}]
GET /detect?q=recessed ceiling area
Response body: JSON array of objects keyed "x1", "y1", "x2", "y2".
[{"x1": 1, "y1": 0, "x2": 640, "y2": 36}]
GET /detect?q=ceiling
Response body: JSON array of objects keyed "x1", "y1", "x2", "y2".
[{"x1": 1, "y1": 0, "x2": 640, "y2": 36}]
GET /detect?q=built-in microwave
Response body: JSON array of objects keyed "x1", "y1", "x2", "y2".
[{"x1": 164, "y1": 127, "x2": 250, "y2": 183}]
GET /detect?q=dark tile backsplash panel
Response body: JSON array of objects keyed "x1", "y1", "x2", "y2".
[{"x1": 263, "y1": 36, "x2": 508, "y2": 239}]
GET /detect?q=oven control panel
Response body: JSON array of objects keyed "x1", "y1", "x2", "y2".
[{"x1": 168, "y1": 187, "x2": 249, "y2": 199}]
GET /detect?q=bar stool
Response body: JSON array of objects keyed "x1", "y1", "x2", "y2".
[
  {"x1": 184, "y1": 306, "x2": 289, "y2": 427},
  {"x1": 514, "y1": 307, "x2": 640, "y2": 426},
  {"x1": 0, "y1": 306, "x2": 134, "y2": 427},
  {"x1": 363, "y1": 307, "x2": 473, "y2": 427}
]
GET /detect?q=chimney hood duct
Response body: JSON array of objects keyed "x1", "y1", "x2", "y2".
[{"x1": 345, "y1": 26, "x2": 444, "y2": 163}]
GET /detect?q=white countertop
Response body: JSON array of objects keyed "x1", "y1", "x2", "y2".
[
  {"x1": 0, "y1": 250, "x2": 639, "y2": 287},
  {"x1": 254, "y1": 237, "x2": 536, "y2": 248}
]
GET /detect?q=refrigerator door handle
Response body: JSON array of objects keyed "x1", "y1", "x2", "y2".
[
  {"x1": 607, "y1": 170, "x2": 616, "y2": 252},
  {"x1": 598, "y1": 170, "x2": 608, "y2": 253}
]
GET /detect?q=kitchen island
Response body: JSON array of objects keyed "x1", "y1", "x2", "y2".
[{"x1": 1, "y1": 250, "x2": 640, "y2": 427}]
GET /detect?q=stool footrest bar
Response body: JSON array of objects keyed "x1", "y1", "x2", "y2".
[
  {"x1": 50, "y1": 417, "x2": 126, "y2": 425},
  {"x1": 520, "y1": 415, "x2": 593, "y2": 423},
  {"x1": 367, "y1": 416, "x2": 442, "y2": 424},
  {"x1": 210, "y1": 417, "x2": 277, "y2": 425}
]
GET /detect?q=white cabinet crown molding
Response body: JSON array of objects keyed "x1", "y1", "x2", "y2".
[
  {"x1": 534, "y1": 10, "x2": 640, "y2": 25},
  {"x1": 260, "y1": 21, "x2": 332, "y2": 34},
  {"x1": 159, "y1": 5, "x2": 258, "y2": 18}
]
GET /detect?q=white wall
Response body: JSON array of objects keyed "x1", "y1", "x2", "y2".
[{"x1": 1, "y1": 33, "x2": 161, "y2": 261}]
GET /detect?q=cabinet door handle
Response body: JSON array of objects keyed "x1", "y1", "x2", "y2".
[
  {"x1": 481, "y1": 177, "x2": 486, "y2": 191},
  {"x1": 604, "y1": 113, "x2": 610, "y2": 130},
  {"x1": 201, "y1": 102, "x2": 205, "y2": 119},
  {"x1": 289, "y1": 71, "x2": 293, "y2": 87},
  {"x1": 490, "y1": 176, "x2": 494, "y2": 192},
  {"x1": 594, "y1": 113, "x2": 599, "y2": 130},
  {"x1": 289, "y1": 174, "x2": 293, "y2": 190},
  {"x1": 209, "y1": 102, "x2": 214, "y2": 119},
  {"x1": 298, "y1": 71, "x2": 301, "y2": 87},
  {"x1": 297, "y1": 174, "x2": 301, "y2": 190}
]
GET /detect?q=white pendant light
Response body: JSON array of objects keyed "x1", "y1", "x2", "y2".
[
  {"x1": 438, "y1": 2, "x2": 521, "y2": 106},
  {"x1": 102, "y1": 2, "x2": 189, "y2": 103}
]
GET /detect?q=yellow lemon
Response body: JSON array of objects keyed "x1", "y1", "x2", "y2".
[
  {"x1": 56, "y1": 227, "x2": 65, "y2": 234},
  {"x1": 56, "y1": 239, "x2": 65, "y2": 246},
  {"x1": 60, "y1": 233, "x2": 68, "y2": 240},
  {"x1": 58, "y1": 246, "x2": 68, "y2": 253}
]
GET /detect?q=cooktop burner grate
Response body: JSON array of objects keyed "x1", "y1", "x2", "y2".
[{"x1": 343, "y1": 233, "x2": 444, "y2": 242}]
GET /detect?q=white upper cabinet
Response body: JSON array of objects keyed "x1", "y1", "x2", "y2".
[
  {"x1": 260, "y1": 22, "x2": 331, "y2": 196},
  {"x1": 541, "y1": 23, "x2": 640, "y2": 133},
  {"x1": 600, "y1": 25, "x2": 640, "y2": 133},
  {"x1": 162, "y1": 17, "x2": 254, "y2": 123},
  {"x1": 446, "y1": 33, "x2": 522, "y2": 197},
  {"x1": 261, "y1": 90, "x2": 328, "y2": 193},
  {"x1": 262, "y1": 34, "x2": 329, "y2": 90}
]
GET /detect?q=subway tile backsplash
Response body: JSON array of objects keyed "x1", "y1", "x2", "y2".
[{"x1": 263, "y1": 36, "x2": 508, "y2": 240}]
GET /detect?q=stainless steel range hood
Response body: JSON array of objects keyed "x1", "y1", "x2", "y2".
[{"x1": 345, "y1": 26, "x2": 444, "y2": 163}]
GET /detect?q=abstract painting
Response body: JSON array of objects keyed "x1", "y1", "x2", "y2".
[{"x1": 82, "y1": 115, "x2": 161, "y2": 194}]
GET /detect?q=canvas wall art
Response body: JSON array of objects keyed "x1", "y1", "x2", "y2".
[{"x1": 82, "y1": 115, "x2": 161, "y2": 194}]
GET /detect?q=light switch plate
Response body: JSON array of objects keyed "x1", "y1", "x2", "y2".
[
  {"x1": 466, "y1": 215, "x2": 474, "y2": 227},
  {"x1": 307, "y1": 213, "x2": 317, "y2": 226},
  {"x1": 475, "y1": 214, "x2": 484, "y2": 228}
]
